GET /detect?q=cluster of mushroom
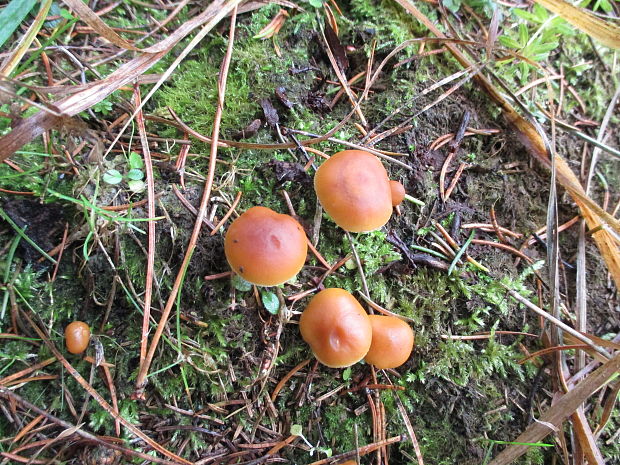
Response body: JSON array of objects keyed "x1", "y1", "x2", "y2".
[
  {"x1": 300, "y1": 288, "x2": 414, "y2": 369},
  {"x1": 223, "y1": 149, "x2": 414, "y2": 370}
]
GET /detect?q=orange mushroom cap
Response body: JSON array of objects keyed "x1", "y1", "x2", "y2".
[
  {"x1": 389, "y1": 180, "x2": 406, "y2": 207},
  {"x1": 299, "y1": 288, "x2": 372, "y2": 368},
  {"x1": 314, "y1": 150, "x2": 392, "y2": 232},
  {"x1": 224, "y1": 206, "x2": 307, "y2": 286},
  {"x1": 65, "y1": 321, "x2": 91, "y2": 354},
  {"x1": 364, "y1": 315, "x2": 414, "y2": 369}
]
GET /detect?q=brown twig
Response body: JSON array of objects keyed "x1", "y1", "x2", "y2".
[
  {"x1": 210, "y1": 191, "x2": 242, "y2": 236},
  {"x1": 101, "y1": 192, "x2": 163, "y2": 211},
  {"x1": 271, "y1": 359, "x2": 310, "y2": 401},
  {"x1": 0, "y1": 358, "x2": 56, "y2": 386},
  {"x1": 50, "y1": 222, "x2": 69, "y2": 282},
  {"x1": 472, "y1": 239, "x2": 533, "y2": 263},
  {"x1": 308, "y1": 435, "x2": 406, "y2": 465}
]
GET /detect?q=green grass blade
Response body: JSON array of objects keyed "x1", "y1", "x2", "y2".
[
  {"x1": 0, "y1": 207, "x2": 57, "y2": 265},
  {"x1": 0, "y1": 0, "x2": 37, "y2": 49},
  {"x1": 448, "y1": 230, "x2": 475, "y2": 275}
]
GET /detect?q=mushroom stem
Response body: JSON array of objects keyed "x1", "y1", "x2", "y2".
[
  {"x1": 404, "y1": 193, "x2": 425, "y2": 207},
  {"x1": 345, "y1": 231, "x2": 371, "y2": 302}
]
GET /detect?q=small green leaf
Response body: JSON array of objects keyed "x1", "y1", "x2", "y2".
[
  {"x1": 513, "y1": 8, "x2": 538, "y2": 23},
  {"x1": 307, "y1": 0, "x2": 322, "y2": 8},
  {"x1": 342, "y1": 366, "x2": 352, "y2": 381},
  {"x1": 127, "y1": 180, "x2": 146, "y2": 193},
  {"x1": 498, "y1": 36, "x2": 522, "y2": 49},
  {"x1": 127, "y1": 169, "x2": 144, "y2": 181},
  {"x1": 442, "y1": 0, "x2": 462, "y2": 14},
  {"x1": 103, "y1": 169, "x2": 123, "y2": 185},
  {"x1": 518, "y1": 23, "x2": 529, "y2": 45},
  {"x1": 232, "y1": 275, "x2": 252, "y2": 292},
  {"x1": 128, "y1": 151, "x2": 144, "y2": 170},
  {"x1": 261, "y1": 291, "x2": 280, "y2": 315},
  {"x1": 290, "y1": 424, "x2": 303, "y2": 436},
  {"x1": 60, "y1": 8, "x2": 74, "y2": 20}
]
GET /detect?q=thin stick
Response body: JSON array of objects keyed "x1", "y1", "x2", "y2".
[
  {"x1": 134, "y1": 7, "x2": 238, "y2": 392},
  {"x1": 210, "y1": 191, "x2": 242, "y2": 236},
  {"x1": 443, "y1": 162, "x2": 466, "y2": 201},
  {"x1": 309, "y1": 435, "x2": 405, "y2": 465},
  {"x1": 50, "y1": 223, "x2": 69, "y2": 282},
  {"x1": 472, "y1": 239, "x2": 533, "y2": 263},
  {"x1": 270, "y1": 359, "x2": 310, "y2": 401}
]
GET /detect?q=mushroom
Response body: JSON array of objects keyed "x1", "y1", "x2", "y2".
[
  {"x1": 364, "y1": 315, "x2": 414, "y2": 369},
  {"x1": 299, "y1": 288, "x2": 372, "y2": 368},
  {"x1": 65, "y1": 321, "x2": 91, "y2": 354},
  {"x1": 389, "y1": 180, "x2": 406, "y2": 207},
  {"x1": 314, "y1": 150, "x2": 392, "y2": 232},
  {"x1": 224, "y1": 206, "x2": 307, "y2": 286}
]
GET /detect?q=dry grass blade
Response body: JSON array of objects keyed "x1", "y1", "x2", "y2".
[
  {"x1": 488, "y1": 352, "x2": 620, "y2": 465},
  {"x1": 0, "y1": 0, "x2": 52, "y2": 76},
  {"x1": 534, "y1": 0, "x2": 620, "y2": 49},
  {"x1": 594, "y1": 380, "x2": 620, "y2": 437},
  {"x1": 0, "y1": 0, "x2": 242, "y2": 161},
  {"x1": 320, "y1": 27, "x2": 366, "y2": 126},
  {"x1": 506, "y1": 288, "x2": 612, "y2": 360},
  {"x1": 133, "y1": 84, "x2": 157, "y2": 389},
  {"x1": 570, "y1": 407, "x2": 605, "y2": 465},
  {"x1": 394, "y1": 0, "x2": 620, "y2": 290},
  {"x1": 61, "y1": 0, "x2": 141, "y2": 51}
]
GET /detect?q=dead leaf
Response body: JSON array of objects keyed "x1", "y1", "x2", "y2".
[
  {"x1": 275, "y1": 87, "x2": 294, "y2": 109},
  {"x1": 324, "y1": 22, "x2": 348, "y2": 72},
  {"x1": 535, "y1": 0, "x2": 620, "y2": 49},
  {"x1": 254, "y1": 8, "x2": 289, "y2": 39},
  {"x1": 260, "y1": 98, "x2": 280, "y2": 127},
  {"x1": 263, "y1": 159, "x2": 311, "y2": 187},
  {"x1": 232, "y1": 119, "x2": 262, "y2": 140}
]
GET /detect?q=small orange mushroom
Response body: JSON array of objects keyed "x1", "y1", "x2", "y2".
[
  {"x1": 299, "y1": 288, "x2": 372, "y2": 368},
  {"x1": 389, "y1": 180, "x2": 406, "y2": 207},
  {"x1": 224, "y1": 206, "x2": 307, "y2": 286},
  {"x1": 364, "y1": 315, "x2": 414, "y2": 369},
  {"x1": 65, "y1": 321, "x2": 91, "y2": 354},
  {"x1": 314, "y1": 150, "x2": 392, "y2": 232}
]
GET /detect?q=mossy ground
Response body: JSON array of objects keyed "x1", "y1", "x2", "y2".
[{"x1": 1, "y1": 0, "x2": 618, "y2": 464}]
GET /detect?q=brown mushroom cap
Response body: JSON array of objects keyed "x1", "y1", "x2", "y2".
[
  {"x1": 65, "y1": 321, "x2": 91, "y2": 354},
  {"x1": 314, "y1": 150, "x2": 392, "y2": 232},
  {"x1": 224, "y1": 206, "x2": 307, "y2": 286},
  {"x1": 364, "y1": 315, "x2": 414, "y2": 369},
  {"x1": 299, "y1": 288, "x2": 372, "y2": 368},
  {"x1": 389, "y1": 180, "x2": 406, "y2": 207}
]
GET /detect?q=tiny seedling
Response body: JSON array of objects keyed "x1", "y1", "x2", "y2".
[{"x1": 103, "y1": 151, "x2": 146, "y2": 193}]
